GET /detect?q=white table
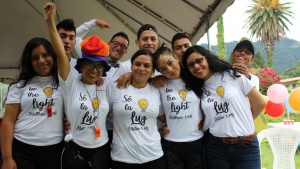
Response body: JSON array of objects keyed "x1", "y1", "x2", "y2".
[{"x1": 268, "y1": 122, "x2": 300, "y2": 131}]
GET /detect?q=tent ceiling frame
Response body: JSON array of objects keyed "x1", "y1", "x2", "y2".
[
  {"x1": 98, "y1": 0, "x2": 171, "y2": 43},
  {"x1": 127, "y1": 0, "x2": 183, "y2": 32},
  {"x1": 190, "y1": 0, "x2": 221, "y2": 37}
]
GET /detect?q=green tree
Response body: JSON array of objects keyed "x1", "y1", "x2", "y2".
[
  {"x1": 281, "y1": 62, "x2": 300, "y2": 78},
  {"x1": 217, "y1": 16, "x2": 226, "y2": 60},
  {"x1": 244, "y1": 0, "x2": 293, "y2": 68},
  {"x1": 250, "y1": 51, "x2": 265, "y2": 68}
]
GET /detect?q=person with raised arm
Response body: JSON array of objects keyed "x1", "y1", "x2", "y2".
[{"x1": 44, "y1": 3, "x2": 111, "y2": 168}]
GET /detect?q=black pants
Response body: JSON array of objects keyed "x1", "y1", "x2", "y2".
[
  {"x1": 12, "y1": 138, "x2": 63, "y2": 169},
  {"x1": 161, "y1": 138, "x2": 203, "y2": 169},
  {"x1": 112, "y1": 155, "x2": 166, "y2": 169},
  {"x1": 61, "y1": 141, "x2": 110, "y2": 169}
]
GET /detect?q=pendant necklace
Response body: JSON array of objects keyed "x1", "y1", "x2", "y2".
[{"x1": 36, "y1": 76, "x2": 54, "y2": 117}]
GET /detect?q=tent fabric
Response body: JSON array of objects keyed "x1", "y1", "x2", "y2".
[{"x1": 0, "y1": 0, "x2": 234, "y2": 79}]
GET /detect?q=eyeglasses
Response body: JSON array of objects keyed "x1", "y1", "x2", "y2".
[
  {"x1": 110, "y1": 41, "x2": 128, "y2": 50},
  {"x1": 187, "y1": 57, "x2": 205, "y2": 69},
  {"x1": 84, "y1": 62, "x2": 104, "y2": 71}
]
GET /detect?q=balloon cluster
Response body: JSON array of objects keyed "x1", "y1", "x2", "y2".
[{"x1": 265, "y1": 84, "x2": 300, "y2": 117}]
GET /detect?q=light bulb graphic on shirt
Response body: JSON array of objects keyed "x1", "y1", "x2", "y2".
[
  {"x1": 92, "y1": 98, "x2": 100, "y2": 110},
  {"x1": 43, "y1": 87, "x2": 53, "y2": 98},
  {"x1": 178, "y1": 89, "x2": 187, "y2": 101},
  {"x1": 138, "y1": 99, "x2": 148, "y2": 112},
  {"x1": 216, "y1": 86, "x2": 225, "y2": 99}
]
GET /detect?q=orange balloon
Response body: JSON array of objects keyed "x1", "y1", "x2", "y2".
[{"x1": 289, "y1": 88, "x2": 300, "y2": 112}]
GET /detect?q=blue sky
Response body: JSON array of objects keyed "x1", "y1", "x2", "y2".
[{"x1": 197, "y1": 0, "x2": 300, "y2": 45}]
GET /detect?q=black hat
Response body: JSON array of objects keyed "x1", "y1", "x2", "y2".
[{"x1": 233, "y1": 40, "x2": 254, "y2": 55}]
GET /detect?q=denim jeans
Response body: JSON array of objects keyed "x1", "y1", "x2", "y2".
[{"x1": 206, "y1": 134, "x2": 261, "y2": 169}]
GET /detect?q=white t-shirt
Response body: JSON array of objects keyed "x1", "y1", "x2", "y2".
[
  {"x1": 159, "y1": 78, "x2": 203, "y2": 142},
  {"x1": 59, "y1": 72, "x2": 109, "y2": 148},
  {"x1": 202, "y1": 72, "x2": 255, "y2": 137},
  {"x1": 70, "y1": 57, "x2": 80, "y2": 77},
  {"x1": 250, "y1": 73, "x2": 259, "y2": 90},
  {"x1": 6, "y1": 76, "x2": 64, "y2": 146},
  {"x1": 106, "y1": 83, "x2": 163, "y2": 164}
]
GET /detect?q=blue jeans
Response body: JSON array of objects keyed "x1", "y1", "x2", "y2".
[{"x1": 205, "y1": 134, "x2": 260, "y2": 169}]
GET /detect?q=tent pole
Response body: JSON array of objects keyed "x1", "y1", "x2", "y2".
[{"x1": 206, "y1": 19, "x2": 211, "y2": 51}]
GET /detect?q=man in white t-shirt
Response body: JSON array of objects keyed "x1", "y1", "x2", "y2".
[
  {"x1": 55, "y1": 19, "x2": 79, "y2": 76},
  {"x1": 231, "y1": 40, "x2": 268, "y2": 132},
  {"x1": 231, "y1": 39, "x2": 259, "y2": 89}
]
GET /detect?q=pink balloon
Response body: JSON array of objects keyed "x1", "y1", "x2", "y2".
[{"x1": 267, "y1": 84, "x2": 288, "y2": 104}]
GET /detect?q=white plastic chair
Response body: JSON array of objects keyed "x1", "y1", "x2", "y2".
[{"x1": 257, "y1": 127, "x2": 300, "y2": 169}]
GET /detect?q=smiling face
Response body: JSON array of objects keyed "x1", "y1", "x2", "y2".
[
  {"x1": 156, "y1": 54, "x2": 181, "y2": 79},
  {"x1": 135, "y1": 30, "x2": 160, "y2": 53},
  {"x1": 186, "y1": 52, "x2": 213, "y2": 81},
  {"x1": 131, "y1": 54, "x2": 153, "y2": 86},
  {"x1": 80, "y1": 60, "x2": 104, "y2": 85},
  {"x1": 31, "y1": 45, "x2": 54, "y2": 76},
  {"x1": 231, "y1": 46, "x2": 254, "y2": 65},
  {"x1": 108, "y1": 36, "x2": 128, "y2": 62}
]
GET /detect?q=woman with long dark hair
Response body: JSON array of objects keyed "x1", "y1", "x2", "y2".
[
  {"x1": 181, "y1": 45, "x2": 266, "y2": 169},
  {"x1": 1, "y1": 37, "x2": 63, "y2": 169},
  {"x1": 153, "y1": 45, "x2": 204, "y2": 169}
]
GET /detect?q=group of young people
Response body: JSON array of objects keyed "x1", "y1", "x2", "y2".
[{"x1": 1, "y1": 2, "x2": 266, "y2": 169}]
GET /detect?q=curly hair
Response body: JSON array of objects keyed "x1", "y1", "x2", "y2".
[{"x1": 181, "y1": 45, "x2": 239, "y2": 97}]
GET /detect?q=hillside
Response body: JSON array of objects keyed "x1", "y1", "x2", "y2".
[{"x1": 199, "y1": 38, "x2": 300, "y2": 75}]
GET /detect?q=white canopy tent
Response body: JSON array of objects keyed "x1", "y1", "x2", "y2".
[{"x1": 0, "y1": 0, "x2": 235, "y2": 82}]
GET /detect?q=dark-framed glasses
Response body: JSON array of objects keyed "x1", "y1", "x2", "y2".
[
  {"x1": 84, "y1": 62, "x2": 104, "y2": 71},
  {"x1": 110, "y1": 41, "x2": 128, "y2": 50},
  {"x1": 187, "y1": 57, "x2": 205, "y2": 69}
]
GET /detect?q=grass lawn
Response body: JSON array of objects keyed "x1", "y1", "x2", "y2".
[{"x1": 260, "y1": 141, "x2": 300, "y2": 169}]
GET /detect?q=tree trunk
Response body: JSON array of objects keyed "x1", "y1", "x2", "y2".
[
  {"x1": 217, "y1": 16, "x2": 226, "y2": 61},
  {"x1": 267, "y1": 49, "x2": 273, "y2": 68}
]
